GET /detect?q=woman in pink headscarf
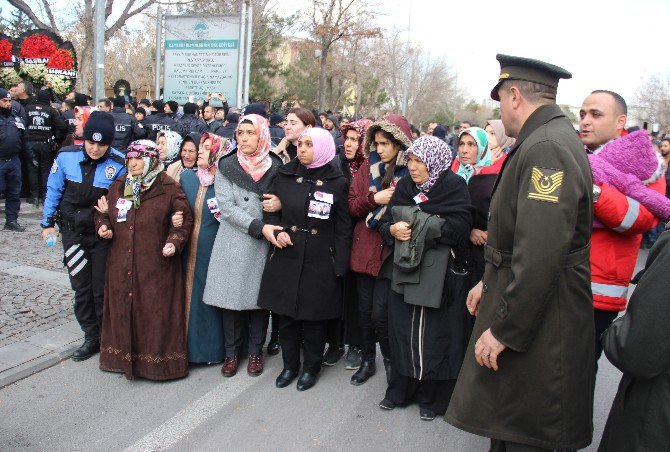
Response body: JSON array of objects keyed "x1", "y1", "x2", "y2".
[{"x1": 257, "y1": 127, "x2": 353, "y2": 392}]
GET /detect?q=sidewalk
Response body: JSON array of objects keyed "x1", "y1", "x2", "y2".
[{"x1": 0, "y1": 201, "x2": 83, "y2": 388}]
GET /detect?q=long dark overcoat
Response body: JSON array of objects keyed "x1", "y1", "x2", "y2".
[
  {"x1": 96, "y1": 172, "x2": 193, "y2": 380},
  {"x1": 445, "y1": 105, "x2": 596, "y2": 450},
  {"x1": 598, "y1": 225, "x2": 670, "y2": 452},
  {"x1": 257, "y1": 158, "x2": 352, "y2": 320}
]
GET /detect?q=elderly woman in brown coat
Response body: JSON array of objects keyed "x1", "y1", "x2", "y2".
[{"x1": 94, "y1": 140, "x2": 193, "y2": 381}]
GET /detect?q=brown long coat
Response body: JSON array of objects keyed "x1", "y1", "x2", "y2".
[
  {"x1": 95, "y1": 172, "x2": 193, "y2": 381},
  {"x1": 445, "y1": 105, "x2": 595, "y2": 449}
]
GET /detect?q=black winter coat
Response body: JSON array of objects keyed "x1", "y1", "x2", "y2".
[
  {"x1": 598, "y1": 226, "x2": 670, "y2": 452},
  {"x1": 111, "y1": 107, "x2": 146, "y2": 153},
  {"x1": 143, "y1": 113, "x2": 183, "y2": 141},
  {"x1": 179, "y1": 114, "x2": 208, "y2": 136},
  {"x1": 257, "y1": 158, "x2": 352, "y2": 320}
]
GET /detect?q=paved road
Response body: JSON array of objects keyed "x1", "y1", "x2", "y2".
[
  {"x1": 0, "y1": 347, "x2": 621, "y2": 451},
  {"x1": 0, "y1": 200, "x2": 638, "y2": 451}
]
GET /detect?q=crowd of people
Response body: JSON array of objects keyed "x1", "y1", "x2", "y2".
[{"x1": 0, "y1": 52, "x2": 669, "y2": 451}]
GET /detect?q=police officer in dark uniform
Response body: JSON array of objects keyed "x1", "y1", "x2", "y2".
[
  {"x1": 143, "y1": 100, "x2": 182, "y2": 141},
  {"x1": 446, "y1": 55, "x2": 595, "y2": 451},
  {"x1": 41, "y1": 111, "x2": 126, "y2": 361},
  {"x1": 61, "y1": 99, "x2": 76, "y2": 136},
  {"x1": 25, "y1": 89, "x2": 67, "y2": 206},
  {"x1": 179, "y1": 102, "x2": 208, "y2": 136},
  {"x1": 0, "y1": 88, "x2": 32, "y2": 232},
  {"x1": 110, "y1": 96, "x2": 145, "y2": 153}
]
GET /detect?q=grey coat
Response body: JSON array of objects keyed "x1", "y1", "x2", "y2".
[{"x1": 203, "y1": 154, "x2": 280, "y2": 310}]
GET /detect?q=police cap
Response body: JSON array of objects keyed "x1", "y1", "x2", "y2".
[{"x1": 490, "y1": 54, "x2": 572, "y2": 101}]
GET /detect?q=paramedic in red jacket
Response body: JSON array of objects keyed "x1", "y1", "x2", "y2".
[{"x1": 579, "y1": 90, "x2": 665, "y2": 364}]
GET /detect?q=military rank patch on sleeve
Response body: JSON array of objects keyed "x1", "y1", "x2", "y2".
[{"x1": 528, "y1": 167, "x2": 563, "y2": 203}]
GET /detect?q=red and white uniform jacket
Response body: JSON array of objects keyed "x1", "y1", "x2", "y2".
[{"x1": 591, "y1": 178, "x2": 665, "y2": 312}]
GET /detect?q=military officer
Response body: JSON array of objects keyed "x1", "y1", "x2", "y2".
[{"x1": 445, "y1": 55, "x2": 595, "y2": 451}]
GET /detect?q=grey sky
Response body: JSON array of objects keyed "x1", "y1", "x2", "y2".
[{"x1": 384, "y1": 0, "x2": 670, "y2": 107}]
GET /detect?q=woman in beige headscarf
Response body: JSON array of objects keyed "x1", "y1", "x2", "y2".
[{"x1": 485, "y1": 120, "x2": 516, "y2": 163}]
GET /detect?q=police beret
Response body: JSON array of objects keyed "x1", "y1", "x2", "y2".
[
  {"x1": 0, "y1": 88, "x2": 9, "y2": 99},
  {"x1": 83, "y1": 111, "x2": 115, "y2": 145},
  {"x1": 490, "y1": 54, "x2": 572, "y2": 101}
]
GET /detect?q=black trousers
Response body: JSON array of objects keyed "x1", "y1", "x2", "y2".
[
  {"x1": 0, "y1": 156, "x2": 21, "y2": 223},
  {"x1": 325, "y1": 273, "x2": 361, "y2": 348},
  {"x1": 221, "y1": 308, "x2": 269, "y2": 357},
  {"x1": 61, "y1": 230, "x2": 109, "y2": 340},
  {"x1": 594, "y1": 308, "x2": 618, "y2": 364},
  {"x1": 278, "y1": 315, "x2": 328, "y2": 374},
  {"x1": 29, "y1": 141, "x2": 54, "y2": 200},
  {"x1": 356, "y1": 274, "x2": 391, "y2": 361}
]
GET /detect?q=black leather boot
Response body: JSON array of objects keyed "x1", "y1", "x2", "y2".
[
  {"x1": 72, "y1": 338, "x2": 100, "y2": 361},
  {"x1": 267, "y1": 332, "x2": 280, "y2": 356},
  {"x1": 350, "y1": 359, "x2": 376, "y2": 386},
  {"x1": 383, "y1": 358, "x2": 392, "y2": 386}
]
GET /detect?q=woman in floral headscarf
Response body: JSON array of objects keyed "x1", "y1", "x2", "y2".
[
  {"x1": 94, "y1": 140, "x2": 193, "y2": 381},
  {"x1": 451, "y1": 126, "x2": 506, "y2": 282},
  {"x1": 378, "y1": 135, "x2": 473, "y2": 420},
  {"x1": 180, "y1": 131, "x2": 231, "y2": 365},
  {"x1": 157, "y1": 130, "x2": 183, "y2": 172},
  {"x1": 203, "y1": 116, "x2": 281, "y2": 378}
]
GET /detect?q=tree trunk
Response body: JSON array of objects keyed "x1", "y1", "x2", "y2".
[
  {"x1": 318, "y1": 45, "x2": 329, "y2": 111},
  {"x1": 76, "y1": 40, "x2": 94, "y2": 95}
]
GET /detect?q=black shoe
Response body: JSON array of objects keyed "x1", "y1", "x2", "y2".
[
  {"x1": 72, "y1": 339, "x2": 100, "y2": 361},
  {"x1": 3, "y1": 221, "x2": 25, "y2": 232},
  {"x1": 419, "y1": 408, "x2": 436, "y2": 421},
  {"x1": 296, "y1": 371, "x2": 318, "y2": 391},
  {"x1": 379, "y1": 398, "x2": 396, "y2": 410},
  {"x1": 267, "y1": 334, "x2": 280, "y2": 356},
  {"x1": 275, "y1": 368, "x2": 298, "y2": 388},
  {"x1": 351, "y1": 359, "x2": 376, "y2": 386},
  {"x1": 322, "y1": 345, "x2": 345, "y2": 366},
  {"x1": 344, "y1": 346, "x2": 362, "y2": 370},
  {"x1": 384, "y1": 358, "x2": 392, "y2": 385}
]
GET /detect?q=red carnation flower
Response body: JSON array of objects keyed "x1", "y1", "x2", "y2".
[
  {"x1": 20, "y1": 35, "x2": 57, "y2": 58},
  {"x1": 46, "y1": 49, "x2": 74, "y2": 70},
  {"x1": 0, "y1": 40, "x2": 12, "y2": 62}
]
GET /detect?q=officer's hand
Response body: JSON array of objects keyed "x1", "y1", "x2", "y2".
[
  {"x1": 98, "y1": 224, "x2": 113, "y2": 240},
  {"x1": 171, "y1": 211, "x2": 183, "y2": 227},
  {"x1": 390, "y1": 221, "x2": 412, "y2": 241},
  {"x1": 162, "y1": 242, "x2": 176, "y2": 257},
  {"x1": 262, "y1": 224, "x2": 283, "y2": 247},
  {"x1": 262, "y1": 194, "x2": 281, "y2": 213},
  {"x1": 41, "y1": 227, "x2": 58, "y2": 241},
  {"x1": 32, "y1": 159, "x2": 38, "y2": 168},
  {"x1": 276, "y1": 231, "x2": 293, "y2": 248},
  {"x1": 94, "y1": 196, "x2": 109, "y2": 214},
  {"x1": 475, "y1": 328, "x2": 506, "y2": 371},
  {"x1": 466, "y1": 280, "x2": 483, "y2": 316},
  {"x1": 470, "y1": 229, "x2": 488, "y2": 246}
]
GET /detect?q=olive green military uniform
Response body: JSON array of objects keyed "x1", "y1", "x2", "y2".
[{"x1": 445, "y1": 55, "x2": 595, "y2": 450}]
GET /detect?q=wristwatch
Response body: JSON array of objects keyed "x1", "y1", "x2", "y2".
[{"x1": 592, "y1": 184, "x2": 601, "y2": 203}]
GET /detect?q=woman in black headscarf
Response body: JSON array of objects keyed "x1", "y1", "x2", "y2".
[{"x1": 377, "y1": 136, "x2": 473, "y2": 420}]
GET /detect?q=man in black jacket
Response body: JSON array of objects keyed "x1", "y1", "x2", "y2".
[
  {"x1": 143, "y1": 100, "x2": 182, "y2": 141},
  {"x1": 25, "y1": 89, "x2": 67, "y2": 206},
  {"x1": 0, "y1": 88, "x2": 33, "y2": 231},
  {"x1": 202, "y1": 104, "x2": 224, "y2": 135},
  {"x1": 179, "y1": 102, "x2": 208, "y2": 136},
  {"x1": 110, "y1": 96, "x2": 145, "y2": 153}
]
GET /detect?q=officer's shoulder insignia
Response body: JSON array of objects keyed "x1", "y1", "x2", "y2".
[
  {"x1": 528, "y1": 166, "x2": 563, "y2": 203},
  {"x1": 50, "y1": 161, "x2": 58, "y2": 174},
  {"x1": 105, "y1": 165, "x2": 117, "y2": 180}
]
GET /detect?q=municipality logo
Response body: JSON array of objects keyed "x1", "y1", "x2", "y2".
[{"x1": 194, "y1": 22, "x2": 209, "y2": 40}]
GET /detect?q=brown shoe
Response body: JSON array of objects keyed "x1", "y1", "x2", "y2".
[
  {"x1": 221, "y1": 356, "x2": 239, "y2": 377},
  {"x1": 247, "y1": 354, "x2": 264, "y2": 376}
]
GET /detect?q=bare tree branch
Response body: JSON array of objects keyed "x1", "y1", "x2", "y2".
[
  {"x1": 6, "y1": 0, "x2": 56, "y2": 32},
  {"x1": 41, "y1": 0, "x2": 58, "y2": 31},
  {"x1": 105, "y1": 0, "x2": 156, "y2": 40}
]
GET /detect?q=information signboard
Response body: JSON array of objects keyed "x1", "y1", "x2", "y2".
[{"x1": 163, "y1": 15, "x2": 240, "y2": 105}]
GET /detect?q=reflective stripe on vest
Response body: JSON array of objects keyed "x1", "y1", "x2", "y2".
[
  {"x1": 592, "y1": 282, "x2": 629, "y2": 298},
  {"x1": 613, "y1": 198, "x2": 640, "y2": 233}
]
